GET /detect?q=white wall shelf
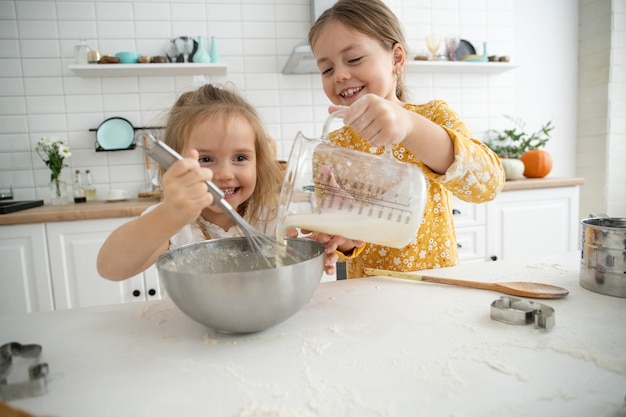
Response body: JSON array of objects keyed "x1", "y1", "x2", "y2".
[
  {"x1": 68, "y1": 63, "x2": 227, "y2": 77},
  {"x1": 406, "y1": 61, "x2": 516, "y2": 74}
]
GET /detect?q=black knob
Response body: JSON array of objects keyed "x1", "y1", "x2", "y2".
[
  {"x1": 490, "y1": 255, "x2": 498, "y2": 261},
  {"x1": 456, "y1": 243, "x2": 463, "y2": 248},
  {"x1": 452, "y1": 208, "x2": 461, "y2": 215},
  {"x1": 132, "y1": 290, "x2": 141, "y2": 297},
  {"x1": 148, "y1": 289, "x2": 156, "y2": 296}
]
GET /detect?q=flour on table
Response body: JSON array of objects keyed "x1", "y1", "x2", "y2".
[
  {"x1": 525, "y1": 262, "x2": 570, "y2": 273},
  {"x1": 237, "y1": 404, "x2": 312, "y2": 417},
  {"x1": 136, "y1": 300, "x2": 175, "y2": 324},
  {"x1": 299, "y1": 337, "x2": 331, "y2": 357},
  {"x1": 508, "y1": 337, "x2": 626, "y2": 374}
]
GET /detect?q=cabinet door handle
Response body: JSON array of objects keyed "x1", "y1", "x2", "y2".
[
  {"x1": 490, "y1": 255, "x2": 498, "y2": 261},
  {"x1": 148, "y1": 289, "x2": 156, "y2": 296},
  {"x1": 456, "y1": 243, "x2": 463, "y2": 248},
  {"x1": 132, "y1": 290, "x2": 141, "y2": 297},
  {"x1": 452, "y1": 208, "x2": 461, "y2": 215}
]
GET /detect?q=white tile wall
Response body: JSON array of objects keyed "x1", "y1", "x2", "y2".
[
  {"x1": 577, "y1": 0, "x2": 626, "y2": 218},
  {"x1": 0, "y1": 0, "x2": 586, "y2": 207}
]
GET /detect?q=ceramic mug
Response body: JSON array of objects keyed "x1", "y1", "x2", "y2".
[{"x1": 107, "y1": 189, "x2": 128, "y2": 201}]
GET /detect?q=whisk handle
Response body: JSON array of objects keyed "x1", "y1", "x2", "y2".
[{"x1": 144, "y1": 136, "x2": 225, "y2": 203}]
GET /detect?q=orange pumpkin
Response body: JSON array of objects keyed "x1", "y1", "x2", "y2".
[{"x1": 520, "y1": 149, "x2": 553, "y2": 178}]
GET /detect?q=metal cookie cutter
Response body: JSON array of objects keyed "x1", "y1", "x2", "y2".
[
  {"x1": 0, "y1": 342, "x2": 49, "y2": 401},
  {"x1": 490, "y1": 296, "x2": 555, "y2": 330}
]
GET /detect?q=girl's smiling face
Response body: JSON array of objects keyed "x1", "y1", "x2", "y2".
[
  {"x1": 185, "y1": 113, "x2": 257, "y2": 227},
  {"x1": 311, "y1": 20, "x2": 402, "y2": 106}
]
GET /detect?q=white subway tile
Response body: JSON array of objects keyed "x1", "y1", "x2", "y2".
[
  {"x1": 20, "y1": 39, "x2": 60, "y2": 58},
  {"x1": 66, "y1": 94, "x2": 103, "y2": 114},
  {"x1": 250, "y1": 90, "x2": 281, "y2": 109},
  {"x1": 21, "y1": 58, "x2": 62, "y2": 77},
  {"x1": 242, "y1": 55, "x2": 278, "y2": 73},
  {"x1": 170, "y1": 3, "x2": 206, "y2": 21},
  {"x1": 56, "y1": 2, "x2": 96, "y2": 20},
  {"x1": 133, "y1": 2, "x2": 170, "y2": 21},
  {"x1": 135, "y1": 21, "x2": 172, "y2": 39},
  {"x1": 63, "y1": 76, "x2": 102, "y2": 95},
  {"x1": 207, "y1": 3, "x2": 242, "y2": 21},
  {"x1": 102, "y1": 94, "x2": 141, "y2": 112},
  {"x1": 27, "y1": 113, "x2": 67, "y2": 133},
  {"x1": 26, "y1": 96, "x2": 65, "y2": 114},
  {"x1": 171, "y1": 22, "x2": 206, "y2": 37},
  {"x1": 0, "y1": 77, "x2": 24, "y2": 96},
  {"x1": 17, "y1": 20, "x2": 59, "y2": 39},
  {"x1": 242, "y1": 4, "x2": 275, "y2": 22},
  {"x1": 0, "y1": 20, "x2": 18, "y2": 38},
  {"x1": 102, "y1": 77, "x2": 139, "y2": 93},
  {"x1": 0, "y1": 40, "x2": 20, "y2": 58},
  {"x1": 16, "y1": 1, "x2": 56, "y2": 20},
  {"x1": 0, "y1": 115, "x2": 28, "y2": 133},
  {"x1": 58, "y1": 21, "x2": 98, "y2": 41},
  {"x1": 0, "y1": 1, "x2": 16, "y2": 20},
  {"x1": 95, "y1": 2, "x2": 135, "y2": 21}
]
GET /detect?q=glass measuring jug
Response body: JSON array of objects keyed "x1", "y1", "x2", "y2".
[{"x1": 277, "y1": 109, "x2": 427, "y2": 249}]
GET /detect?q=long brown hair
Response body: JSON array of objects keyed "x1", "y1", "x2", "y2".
[
  {"x1": 308, "y1": 0, "x2": 410, "y2": 102},
  {"x1": 161, "y1": 83, "x2": 282, "y2": 225}
]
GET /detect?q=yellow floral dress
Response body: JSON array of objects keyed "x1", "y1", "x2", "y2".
[{"x1": 332, "y1": 100, "x2": 505, "y2": 278}]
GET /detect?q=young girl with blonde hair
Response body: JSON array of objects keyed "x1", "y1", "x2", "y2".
[{"x1": 98, "y1": 83, "x2": 343, "y2": 280}]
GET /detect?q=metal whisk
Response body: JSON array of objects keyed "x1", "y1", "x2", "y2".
[{"x1": 143, "y1": 135, "x2": 302, "y2": 268}]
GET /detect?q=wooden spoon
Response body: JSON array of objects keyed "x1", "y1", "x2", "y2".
[{"x1": 364, "y1": 268, "x2": 569, "y2": 299}]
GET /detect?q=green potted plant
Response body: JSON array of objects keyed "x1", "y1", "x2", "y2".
[{"x1": 485, "y1": 115, "x2": 555, "y2": 180}]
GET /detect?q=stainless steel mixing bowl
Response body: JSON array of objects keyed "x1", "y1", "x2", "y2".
[{"x1": 156, "y1": 237, "x2": 325, "y2": 333}]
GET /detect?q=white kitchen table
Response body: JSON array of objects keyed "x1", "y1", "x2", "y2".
[{"x1": 1, "y1": 253, "x2": 625, "y2": 417}]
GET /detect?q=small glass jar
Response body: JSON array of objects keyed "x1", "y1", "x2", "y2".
[{"x1": 74, "y1": 39, "x2": 91, "y2": 65}]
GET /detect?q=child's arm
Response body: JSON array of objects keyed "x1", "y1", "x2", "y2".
[{"x1": 97, "y1": 150, "x2": 214, "y2": 281}]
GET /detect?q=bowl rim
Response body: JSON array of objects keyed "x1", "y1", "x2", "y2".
[{"x1": 156, "y1": 236, "x2": 325, "y2": 274}]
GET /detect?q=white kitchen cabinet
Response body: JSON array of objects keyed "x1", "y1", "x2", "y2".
[
  {"x1": 452, "y1": 197, "x2": 487, "y2": 263},
  {"x1": 45, "y1": 218, "x2": 162, "y2": 310},
  {"x1": 453, "y1": 183, "x2": 581, "y2": 264},
  {"x1": 0, "y1": 223, "x2": 54, "y2": 314},
  {"x1": 485, "y1": 185, "x2": 580, "y2": 261}
]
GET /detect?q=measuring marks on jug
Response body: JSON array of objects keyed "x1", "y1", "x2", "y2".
[
  {"x1": 307, "y1": 182, "x2": 416, "y2": 222},
  {"x1": 282, "y1": 184, "x2": 421, "y2": 248}
]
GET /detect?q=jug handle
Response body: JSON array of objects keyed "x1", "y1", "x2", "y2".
[{"x1": 322, "y1": 107, "x2": 393, "y2": 158}]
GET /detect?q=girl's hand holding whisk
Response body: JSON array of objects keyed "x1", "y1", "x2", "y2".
[{"x1": 161, "y1": 149, "x2": 214, "y2": 227}]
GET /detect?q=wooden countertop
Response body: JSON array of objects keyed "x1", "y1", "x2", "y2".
[
  {"x1": 501, "y1": 176, "x2": 584, "y2": 191},
  {"x1": 0, "y1": 177, "x2": 585, "y2": 226},
  {"x1": 0, "y1": 199, "x2": 156, "y2": 225}
]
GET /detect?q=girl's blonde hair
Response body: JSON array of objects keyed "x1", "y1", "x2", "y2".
[
  {"x1": 308, "y1": 0, "x2": 410, "y2": 102},
  {"x1": 161, "y1": 83, "x2": 283, "y2": 224}
]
